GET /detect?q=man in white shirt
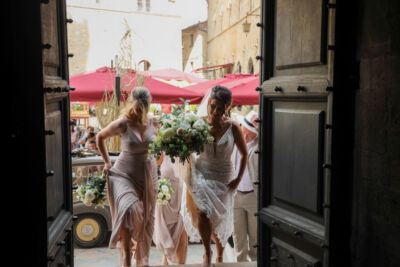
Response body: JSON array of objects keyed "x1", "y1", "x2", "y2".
[{"x1": 232, "y1": 110, "x2": 259, "y2": 262}]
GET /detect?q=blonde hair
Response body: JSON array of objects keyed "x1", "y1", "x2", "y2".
[{"x1": 122, "y1": 87, "x2": 152, "y2": 125}]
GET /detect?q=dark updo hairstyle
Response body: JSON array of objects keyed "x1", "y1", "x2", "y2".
[
  {"x1": 210, "y1": 85, "x2": 232, "y2": 116},
  {"x1": 211, "y1": 85, "x2": 232, "y2": 106}
]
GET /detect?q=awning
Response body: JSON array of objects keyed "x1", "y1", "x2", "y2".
[
  {"x1": 138, "y1": 68, "x2": 207, "y2": 83},
  {"x1": 184, "y1": 73, "x2": 259, "y2": 105},
  {"x1": 192, "y1": 63, "x2": 234, "y2": 73},
  {"x1": 70, "y1": 67, "x2": 203, "y2": 104}
]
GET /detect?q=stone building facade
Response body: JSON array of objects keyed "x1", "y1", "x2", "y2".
[
  {"x1": 67, "y1": 0, "x2": 183, "y2": 76},
  {"x1": 206, "y1": 0, "x2": 261, "y2": 78},
  {"x1": 182, "y1": 21, "x2": 208, "y2": 79}
]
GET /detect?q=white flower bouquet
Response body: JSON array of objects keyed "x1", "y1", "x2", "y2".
[
  {"x1": 157, "y1": 178, "x2": 174, "y2": 206},
  {"x1": 76, "y1": 175, "x2": 107, "y2": 208},
  {"x1": 149, "y1": 100, "x2": 214, "y2": 163}
]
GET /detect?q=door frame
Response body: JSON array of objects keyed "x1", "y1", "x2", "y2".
[{"x1": 8, "y1": 1, "x2": 48, "y2": 266}]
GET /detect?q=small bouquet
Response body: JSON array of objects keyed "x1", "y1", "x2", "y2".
[
  {"x1": 76, "y1": 175, "x2": 108, "y2": 208},
  {"x1": 149, "y1": 100, "x2": 214, "y2": 163},
  {"x1": 157, "y1": 178, "x2": 174, "y2": 206}
]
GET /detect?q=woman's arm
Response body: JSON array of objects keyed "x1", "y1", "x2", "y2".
[
  {"x1": 96, "y1": 117, "x2": 127, "y2": 172},
  {"x1": 228, "y1": 120, "x2": 248, "y2": 190}
]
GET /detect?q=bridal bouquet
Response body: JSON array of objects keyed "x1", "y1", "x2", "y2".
[
  {"x1": 156, "y1": 178, "x2": 174, "y2": 206},
  {"x1": 76, "y1": 175, "x2": 107, "y2": 208},
  {"x1": 149, "y1": 100, "x2": 214, "y2": 163}
]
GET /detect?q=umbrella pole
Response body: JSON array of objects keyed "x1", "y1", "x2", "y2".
[
  {"x1": 115, "y1": 55, "x2": 121, "y2": 106},
  {"x1": 115, "y1": 76, "x2": 121, "y2": 106}
]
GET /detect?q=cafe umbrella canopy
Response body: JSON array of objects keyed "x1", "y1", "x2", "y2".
[
  {"x1": 70, "y1": 67, "x2": 204, "y2": 104},
  {"x1": 184, "y1": 73, "x2": 259, "y2": 105}
]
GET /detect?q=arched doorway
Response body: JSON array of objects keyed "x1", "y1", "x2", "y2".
[
  {"x1": 248, "y1": 58, "x2": 254, "y2": 74},
  {"x1": 236, "y1": 61, "x2": 242, "y2": 73}
]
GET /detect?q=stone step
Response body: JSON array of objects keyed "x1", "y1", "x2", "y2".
[{"x1": 155, "y1": 262, "x2": 257, "y2": 267}]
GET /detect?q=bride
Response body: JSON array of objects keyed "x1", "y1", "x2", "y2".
[{"x1": 185, "y1": 85, "x2": 248, "y2": 267}]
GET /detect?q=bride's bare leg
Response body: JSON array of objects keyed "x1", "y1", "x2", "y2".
[
  {"x1": 211, "y1": 233, "x2": 224, "y2": 263},
  {"x1": 176, "y1": 228, "x2": 188, "y2": 264},
  {"x1": 162, "y1": 254, "x2": 169, "y2": 265},
  {"x1": 187, "y1": 190, "x2": 211, "y2": 266},
  {"x1": 198, "y1": 210, "x2": 212, "y2": 267},
  {"x1": 119, "y1": 226, "x2": 132, "y2": 267},
  {"x1": 186, "y1": 190, "x2": 199, "y2": 228}
]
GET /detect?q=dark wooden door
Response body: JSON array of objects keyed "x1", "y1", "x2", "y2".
[
  {"x1": 257, "y1": 0, "x2": 336, "y2": 266},
  {"x1": 41, "y1": 0, "x2": 74, "y2": 266}
]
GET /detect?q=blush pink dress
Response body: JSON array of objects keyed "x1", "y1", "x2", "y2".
[
  {"x1": 106, "y1": 117, "x2": 158, "y2": 266},
  {"x1": 153, "y1": 156, "x2": 185, "y2": 264}
]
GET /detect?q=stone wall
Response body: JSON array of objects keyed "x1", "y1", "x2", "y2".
[
  {"x1": 207, "y1": 0, "x2": 261, "y2": 77},
  {"x1": 351, "y1": 0, "x2": 400, "y2": 266},
  {"x1": 66, "y1": 0, "x2": 182, "y2": 74},
  {"x1": 182, "y1": 21, "x2": 208, "y2": 78}
]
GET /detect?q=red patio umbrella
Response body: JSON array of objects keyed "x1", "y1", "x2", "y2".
[
  {"x1": 184, "y1": 74, "x2": 259, "y2": 105},
  {"x1": 184, "y1": 76, "x2": 231, "y2": 95},
  {"x1": 139, "y1": 68, "x2": 207, "y2": 83},
  {"x1": 228, "y1": 76, "x2": 259, "y2": 105},
  {"x1": 70, "y1": 67, "x2": 203, "y2": 104}
]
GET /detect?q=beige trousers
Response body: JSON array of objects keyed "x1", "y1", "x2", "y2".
[{"x1": 232, "y1": 191, "x2": 257, "y2": 262}]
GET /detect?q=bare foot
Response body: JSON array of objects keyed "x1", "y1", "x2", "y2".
[
  {"x1": 216, "y1": 255, "x2": 223, "y2": 263},
  {"x1": 202, "y1": 251, "x2": 212, "y2": 267},
  {"x1": 162, "y1": 254, "x2": 169, "y2": 265}
]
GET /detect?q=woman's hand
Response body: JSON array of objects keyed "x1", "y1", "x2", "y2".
[
  {"x1": 228, "y1": 178, "x2": 241, "y2": 191},
  {"x1": 156, "y1": 153, "x2": 164, "y2": 166},
  {"x1": 103, "y1": 162, "x2": 112, "y2": 176}
]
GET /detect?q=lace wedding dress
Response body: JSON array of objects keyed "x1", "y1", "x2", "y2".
[{"x1": 182, "y1": 121, "x2": 236, "y2": 247}]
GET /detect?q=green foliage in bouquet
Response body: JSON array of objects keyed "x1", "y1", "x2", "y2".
[
  {"x1": 76, "y1": 176, "x2": 107, "y2": 208},
  {"x1": 149, "y1": 99, "x2": 214, "y2": 163}
]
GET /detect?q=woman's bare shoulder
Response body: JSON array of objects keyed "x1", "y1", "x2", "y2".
[
  {"x1": 225, "y1": 117, "x2": 239, "y2": 128},
  {"x1": 111, "y1": 116, "x2": 128, "y2": 131},
  {"x1": 229, "y1": 119, "x2": 242, "y2": 134}
]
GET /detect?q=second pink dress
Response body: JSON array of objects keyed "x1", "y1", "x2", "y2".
[
  {"x1": 153, "y1": 156, "x2": 185, "y2": 264},
  {"x1": 106, "y1": 117, "x2": 158, "y2": 266}
]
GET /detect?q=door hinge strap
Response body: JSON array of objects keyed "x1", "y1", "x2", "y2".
[{"x1": 322, "y1": 164, "x2": 332, "y2": 169}]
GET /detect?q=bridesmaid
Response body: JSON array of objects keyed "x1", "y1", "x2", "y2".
[
  {"x1": 97, "y1": 87, "x2": 158, "y2": 267},
  {"x1": 153, "y1": 154, "x2": 188, "y2": 265}
]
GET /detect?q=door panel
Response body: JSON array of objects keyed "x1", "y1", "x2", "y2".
[
  {"x1": 258, "y1": 0, "x2": 335, "y2": 266},
  {"x1": 46, "y1": 102, "x2": 65, "y2": 227},
  {"x1": 275, "y1": 0, "x2": 327, "y2": 71},
  {"x1": 41, "y1": 0, "x2": 74, "y2": 266},
  {"x1": 272, "y1": 101, "x2": 325, "y2": 215}
]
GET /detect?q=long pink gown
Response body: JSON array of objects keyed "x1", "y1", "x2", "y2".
[
  {"x1": 153, "y1": 156, "x2": 184, "y2": 264},
  {"x1": 106, "y1": 117, "x2": 158, "y2": 266}
]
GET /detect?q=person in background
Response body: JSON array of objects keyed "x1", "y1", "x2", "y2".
[
  {"x1": 78, "y1": 126, "x2": 96, "y2": 149},
  {"x1": 86, "y1": 132, "x2": 97, "y2": 150},
  {"x1": 232, "y1": 110, "x2": 259, "y2": 262},
  {"x1": 70, "y1": 120, "x2": 80, "y2": 149}
]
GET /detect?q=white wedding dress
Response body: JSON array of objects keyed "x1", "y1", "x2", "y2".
[{"x1": 182, "y1": 121, "x2": 236, "y2": 247}]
